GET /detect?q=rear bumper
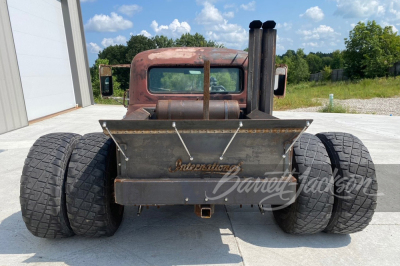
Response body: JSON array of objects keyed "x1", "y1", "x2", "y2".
[{"x1": 114, "y1": 177, "x2": 297, "y2": 206}]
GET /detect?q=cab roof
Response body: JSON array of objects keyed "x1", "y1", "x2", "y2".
[{"x1": 131, "y1": 47, "x2": 249, "y2": 68}]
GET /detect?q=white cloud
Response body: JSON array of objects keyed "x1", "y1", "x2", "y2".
[
  {"x1": 223, "y1": 11, "x2": 235, "y2": 19},
  {"x1": 381, "y1": 21, "x2": 399, "y2": 32},
  {"x1": 334, "y1": 1, "x2": 400, "y2": 23},
  {"x1": 297, "y1": 25, "x2": 341, "y2": 48},
  {"x1": 118, "y1": 5, "x2": 142, "y2": 17},
  {"x1": 300, "y1": 6, "x2": 325, "y2": 22},
  {"x1": 87, "y1": 42, "x2": 102, "y2": 53},
  {"x1": 195, "y1": 2, "x2": 224, "y2": 25},
  {"x1": 224, "y1": 4, "x2": 236, "y2": 9},
  {"x1": 85, "y1": 12, "x2": 133, "y2": 32},
  {"x1": 240, "y1": 1, "x2": 256, "y2": 11},
  {"x1": 206, "y1": 21, "x2": 248, "y2": 48},
  {"x1": 138, "y1": 30, "x2": 152, "y2": 38},
  {"x1": 334, "y1": 0, "x2": 385, "y2": 18},
  {"x1": 150, "y1": 19, "x2": 191, "y2": 38},
  {"x1": 196, "y1": 2, "x2": 247, "y2": 49},
  {"x1": 389, "y1": 1, "x2": 400, "y2": 19},
  {"x1": 297, "y1": 25, "x2": 341, "y2": 41},
  {"x1": 302, "y1": 42, "x2": 319, "y2": 47},
  {"x1": 101, "y1": 35, "x2": 127, "y2": 48},
  {"x1": 276, "y1": 22, "x2": 293, "y2": 31},
  {"x1": 277, "y1": 36, "x2": 293, "y2": 51}
]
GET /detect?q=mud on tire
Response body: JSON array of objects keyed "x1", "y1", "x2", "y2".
[
  {"x1": 20, "y1": 133, "x2": 80, "y2": 238},
  {"x1": 66, "y1": 133, "x2": 124, "y2": 237},
  {"x1": 273, "y1": 133, "x2": 334, "y2": 234},
  {"x1": 316, "y1": 132, "x2": 377, "y2": 234}
]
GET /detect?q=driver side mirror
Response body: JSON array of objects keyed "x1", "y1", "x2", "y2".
[
  {"x1": 99, "y1": 65, "x2": 113, "y2": 97},
  {"x1": 274, "y1": 66, "x2": 287, "y2": 98}
]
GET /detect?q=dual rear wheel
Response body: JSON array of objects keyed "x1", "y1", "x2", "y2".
[
  {"x1": 20, "y1": 133, "x2": 123, "y2": 238},
  {"x1": 273, "y1": 132, "x2": 377, "y2": 234},
  {"x1": 20, "y1": 132, "x2": 377, "y2": 238}
]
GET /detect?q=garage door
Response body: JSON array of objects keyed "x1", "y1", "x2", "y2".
[{"x1": 7, "y1": 0, "x2": 76, "y2": 121}]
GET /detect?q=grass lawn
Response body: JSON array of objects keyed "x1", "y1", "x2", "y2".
[
  {"x1": 94, "y1": 78, "x2": 400, "y2": 112},
  {"x1": 274, "y1": 77, "x2": 400, "y2": 111}
]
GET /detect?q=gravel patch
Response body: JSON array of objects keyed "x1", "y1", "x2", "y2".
[{"x1": 289, "y1": 97, "x2": 400, "y2": 116}]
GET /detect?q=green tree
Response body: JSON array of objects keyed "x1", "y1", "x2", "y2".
[
  {"x1": 306, "y1": 53, "x2": 323, "y2": 74},
  {"x1": 322, "y1": 57, "x2": 333, "y2": 68},
  {"x1": 126, "y1": 35, "x2": 157, "y2": 62},
  {"x1": 175, "y1": 33, "x2": 224, "y2": 48},
  {"x1": 152, "y1": 35, "x2": 175, "y2": 48},
  {"x1": 331, "y1": 50, "x2": 345, "y2": 69},
  {"x1": 284, "y1": 49, "x2": 309, "y2": 83},
  {"x1": 98, "y1": 45, "x2": 128, "y2": 65},
  {"x1": 344, "y1": 20, "x2": 400, "y2": 79}
]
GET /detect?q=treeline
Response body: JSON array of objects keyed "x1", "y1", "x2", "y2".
[
  {"x1": 277, "y1": 21, "x2": 400, "y2": 83},
  {"x1": 276, "y1": 49, "x2": 345, "y2": 84}
]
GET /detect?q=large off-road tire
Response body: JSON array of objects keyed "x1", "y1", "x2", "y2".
[
  {"x1": 66, "y1": 133, "x2": 124, "y2": 237},
  {"x1": 20, "y1": 133, "x2": 80, "y2": 238},
  {"x1": 273, "y1": 133, "x2": 334, "y2": 234},
  {"x1": 316, "y1": 132, "x2": 377, "y2": 234}
]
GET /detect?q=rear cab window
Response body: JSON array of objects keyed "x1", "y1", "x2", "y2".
[{"x1": 148, "y1": 67, "x2": 243, "y2": 94}]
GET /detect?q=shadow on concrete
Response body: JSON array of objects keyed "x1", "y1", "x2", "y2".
[
  {"x1": 1, "y1": 205, "x2": 351, "y2": 265},
  {"x1": 225, "y1": 205, "x2": 351, "y2": 250}
]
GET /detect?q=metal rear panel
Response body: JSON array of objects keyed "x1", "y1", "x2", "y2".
[
  {"x1": 114, "y1": 177, "x2": 297, "y2": 205},
  {"x1": 0, "y1": 1, "x2": 28, "y2": 134},
  {"x1": 100, "y1": 119, "x2": 310, "y2": 179}
]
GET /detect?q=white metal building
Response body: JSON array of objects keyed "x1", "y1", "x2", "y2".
[{"x1": 0, "y1": 0, "x2": 93, "y2": 134}]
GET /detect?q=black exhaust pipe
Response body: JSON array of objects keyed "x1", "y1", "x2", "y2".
[
  {"x1": 259, "y1": 21, "x2": 277, "y2": 115},
  {"x1": 246, "y1": 20, "x2": 263, "y2": 115}
]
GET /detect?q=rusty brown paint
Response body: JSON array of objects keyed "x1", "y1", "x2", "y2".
[
  {"x1": 104, "y1": 128, "x2": 303, "y2": 135},
  {"x1": 114, "y1": 176, "x2": 297, "y2": 183},
  {"x1": 156, "y1": 100, "x2": 240, "y2": 120},
  {"x1": 99, "y1": 65, "x2": 112, "y2": 76},
  {"x1": 203, "y1": 60, "x2": 211, "y2": 120},
  {"x1": 126, "y1": 47, "x2": 249, "y2": 116}
]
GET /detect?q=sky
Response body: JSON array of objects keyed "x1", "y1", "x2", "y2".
[{"x1": 80, "y1": 0, "x2": 400, "y2": 65}]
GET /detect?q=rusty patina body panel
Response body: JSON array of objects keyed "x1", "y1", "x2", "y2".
[{"x1": 127, "y1": 47, "x2": 249, "y2": 116}]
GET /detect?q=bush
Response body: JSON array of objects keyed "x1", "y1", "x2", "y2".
[
  {"x1": 323, "y1": 66, "x2": 332, "y2": 81},
  {"x1": 320, "y1": 103, "x2": 349, "y2": 113}
]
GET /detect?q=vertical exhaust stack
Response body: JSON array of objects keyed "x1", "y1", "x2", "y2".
[
  {"x1": 259, "y1": 21, "x2": 277, "y2": 115},
  {"x1": 203, "y1": 60, "x2": 211, "y2": 120},
  {"x1": 246, "y1": 20, "x2": 263, "y2": 115}
]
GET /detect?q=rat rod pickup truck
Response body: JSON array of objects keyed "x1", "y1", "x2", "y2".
[{"x1": 20, "y1": 20, "x2": 377, "y2": 238}]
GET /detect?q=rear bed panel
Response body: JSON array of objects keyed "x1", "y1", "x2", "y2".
[{"x1": 100, "y1": 119, "x2": 311, "y2": 179}]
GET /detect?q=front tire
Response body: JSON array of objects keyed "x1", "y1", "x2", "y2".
[
  {"x1": 273, "y1": 133, "x2": 334, "y2": 234},
  {"x1": 316, "y1": 132, "x2": 377, "y2": 234},
  {"x1": 66, "y1": 133, "x2": 124, "y2": 237},
  {"x1": 20, "y1": 133, "x2": 80, "y2": 238}
]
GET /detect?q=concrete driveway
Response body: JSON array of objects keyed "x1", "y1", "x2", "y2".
[{"x1": 0, "y1": 105, "x2": 399, "y2": 266}]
